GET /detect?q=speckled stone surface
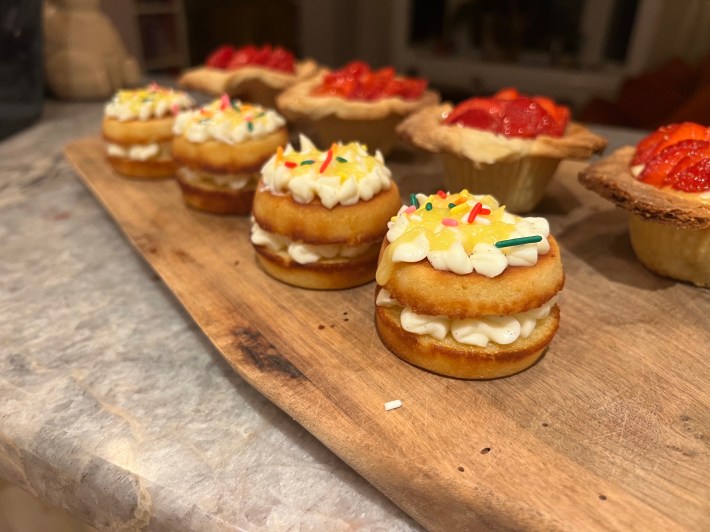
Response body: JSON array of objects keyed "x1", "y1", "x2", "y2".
[{"x1": 0, "y1": 100, "x2": 421, "y2": 531}]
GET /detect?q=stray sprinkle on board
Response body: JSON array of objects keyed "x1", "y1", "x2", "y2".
[{"x1": 384, "y1": 400, "x2": 402, "y2": 411}]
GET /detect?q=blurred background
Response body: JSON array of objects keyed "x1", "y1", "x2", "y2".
[{"x1": 100, "y1": 0, "x2": 710, "y2": 128}]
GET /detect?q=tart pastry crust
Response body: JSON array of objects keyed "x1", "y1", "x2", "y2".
[
  {"x1": 178, "y1": 60, "x2": 320, "y2": 97},
  {"x1": 397, "y1": 103, "x2": 607, "y2": 163},
  {"x1": 578, "y1": 147, "x2": 710, "y2": 230},
  {"x1": 276, "y1": 70, "x2": 440, "y2": 121}
]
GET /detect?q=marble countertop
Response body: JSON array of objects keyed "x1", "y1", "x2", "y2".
[
  {"x1": 0, "y1": 101, "x2": 421, "y2": 531},
  {"x1": 0, "y1": 99, "x2": 646, "y2": 531}
]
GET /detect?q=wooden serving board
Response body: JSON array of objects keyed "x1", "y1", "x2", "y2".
[{"x1": 65, "y1": 137, "x2": 709, "y2": 531}]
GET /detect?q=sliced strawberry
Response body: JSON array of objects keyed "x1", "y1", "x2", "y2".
[
  {"x1": 311, "y1": 61, "x2": 426, "y2": 101},
  {"x1": 494, "y1": 88, "x2": 520, "y2": 100},
  {"x1": 443, "y1": 90, "x2": 568, "y2": 138},
  {"x1": 638, "y1": 139, "x2": 710, "y2": 186},
  {"x1": 668, "y1": 157, "x2": 710, "y2": 192},
  {"x1": 265, "y1": 46, "x2": 295, "y2": 73},
  {"x1": 205, "y1": 45, "x2": 236, "y2": 69},
  {"x1": 502, "y1": 98, "x2": 555, "y2": 138},
  {"x1": 632, "y1": 122, "x2": 710, "y2": 165},
  {"x1": 252, "y1": 44, "x2": 272, "y2": 66}
]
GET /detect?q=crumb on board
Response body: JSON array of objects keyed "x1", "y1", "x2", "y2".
[{"x1": 384, "y1": 399, "x2": 402, "y2": 411}]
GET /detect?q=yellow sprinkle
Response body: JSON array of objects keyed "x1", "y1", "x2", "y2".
[{"x1": 450, "y1": 203, "x2": 469, "y2": 215}]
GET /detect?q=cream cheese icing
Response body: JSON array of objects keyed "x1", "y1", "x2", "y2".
[
  {"x1": 251, "y1": 221, "x2": 374, "y2": 264},
  {"x1": 105, "y1": 84, "x2": 194, "y2": 122},
  {"x1": 260, "y1": 134, "x2": 392, "y2": 208},
  {"x1": 376, "y1": 191, "x2": 550, "y2": 285},
  {"x1": 377, "y1": 288, "x2": 557, "y2": 347},
  {"x1": 173, "y1": 96, "x2": 285, "y2": 144},
  {"x1": 106, "y1": 142, "x2": 166, "y2": 161},
  {"x1": 177, "y1": 167, "x2": 254, "y2": 190}
]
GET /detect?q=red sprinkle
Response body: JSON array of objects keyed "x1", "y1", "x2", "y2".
[
  {"x1": 319, "y1": 149, "x2": 333, "y2": 173},
  {"x1": 284, "y1": 161, "x2": 297, "y2": 168},
  {"x1": 220, "y1": 93, "x2": 230, "y2": 110},
  {"x1": 171, "y1": 103, "x2": 180, "y2": 115},
  {"x1": 442, "y1": 218, "x2": 458, "y2": 227},
  {"x1": 481, "y1": 207, "x2": 491, "y2": 215},
  {"x1": 437, "y1": 190, "x2": 447, "y2": 199},
  {"x1": 467, "y1": 202, "x2": 483, "y2": 223}
]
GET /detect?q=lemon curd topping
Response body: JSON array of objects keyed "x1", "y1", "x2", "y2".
[
  {"x1": 260, "y1": 134, "x2": 392, "y2": 208},
  {"x1": 104, "y1": 84, "x2": 195, "y2": 121},
  {"x1": 376, "y1": 190, "x2": 551, "y2": 284},
  {"x1": 172, "y1": 96, "x2": 286, "y2": 144}
]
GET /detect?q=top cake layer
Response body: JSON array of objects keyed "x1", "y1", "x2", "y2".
[
  {"x1": 173, "y1": 96, "x2": 286, "y2": 144},
  {"x1": 377, "y1": 190, "x2": 551, "y2": 285},
  {"x1": 260, "y1": 135, "x2": 392, "y2": 208},
  {"x1": 105, "y1": 84, "x2": 195, "y2": 122}
]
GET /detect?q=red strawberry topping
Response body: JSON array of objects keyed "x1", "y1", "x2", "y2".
[
  {"x1": 443, "y1": 88, "x2": 569, "y2": 138},
  {"x1": 311, "y1": 61, "x2": 428, "y2": 101},
  {"x1": 631, "y1": 122, "x2": 710, "y2": 166},
  {"x1": 205, "y1": 44, "x2": 295, "y2": 73}
]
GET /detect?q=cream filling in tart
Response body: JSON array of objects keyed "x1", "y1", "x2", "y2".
[
  {"x1": 377, "y1": 288, "x2": 558, "y2": 347},
  {"x1": 251, "y1": 222, "x2": 375, "y2": 265},
  {"x1": 260, "y1": 135, "x2": 392, "y2": 208}
]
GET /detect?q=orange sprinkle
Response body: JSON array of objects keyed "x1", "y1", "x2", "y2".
[{"x1": 275, "y1": 146, "x2": 284, "y2": 164}]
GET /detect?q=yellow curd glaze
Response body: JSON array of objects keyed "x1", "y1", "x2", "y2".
[{"x1": 376, "y1": 190, "x2": 545, "y2": 284}]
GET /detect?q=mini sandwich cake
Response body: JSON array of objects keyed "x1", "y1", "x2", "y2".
[
  {"x1": 103, "y1": 84, "x2": 195, "y2": 178},
  {"x1": 375, "y1": 190, "x2": 564, "y2": 379},
  {"x1": 251, "y1": 135, "x2": 401, "y2": 289},
  {"x1": 172, "y1": 95, "x2": 288, "y2": 214}
]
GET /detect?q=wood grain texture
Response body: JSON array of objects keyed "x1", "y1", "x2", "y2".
[{"x1": 65, "y1": 137, "x2": 710, "y2": 531}]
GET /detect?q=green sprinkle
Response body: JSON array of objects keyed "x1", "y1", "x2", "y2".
[
  {"x1": 425, "y1": 202, "x2": 433, "y2": 211},
  {"x1": 300, "y1": 159, "x2": 315, "y2": 165},
  {"x1": 448, "y1": 202, "x2": 456, "y2": 209},
  {"x1": 494, "y1": 235, "x2": 543, "y2": 248},
  {"x1": 256, "y1": 111, "x2": 265, "y2": 118},
  {"x1": 247, "y1": 121, "x2": 254, "y2": 132},
  {"x1": 231, "y1": 101, "x2": 240, "y2": 111},
  {"x1": 410, "y1": 193, "x2": 419, "y2": 208},
  {"x1": 336, "y1": 156, "x2": 348, "y2": 163}
]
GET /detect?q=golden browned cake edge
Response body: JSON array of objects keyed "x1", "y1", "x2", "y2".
[
  {"x1": 375, "y1": 303, "x2": 560, "y2": 379},
  {"x1": 252, "y1": 181, "x2": 402, "y2": 245}
]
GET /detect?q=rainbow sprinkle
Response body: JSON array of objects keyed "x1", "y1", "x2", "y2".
[
  {"x1": 441, "y1": 218, "x2": 458, "y2": 227},
  {"x1": 336, "y1": 156, "x2": 348, "y2": 163},
  {"x1": 319, "y1": 148, "x2": 333, "y2": 173},
  {"x1": 425, "y1": 202, "x2": 432, "y2": 211},
  {"x1": 410, "y1": 193, "x2": 419, "y2": 208},
  {"x1": 495, "y1": 235, "x2": 543, "y2": 248},
  {"x1": 405, "y1": 205, "x2": 416, "y2": 214},
  {"x1": 437, "y1": 190, "x2": 447, "y2": 199},
  {"x1": 220, "y1": 94, "x2": 230, "y2": 110}
]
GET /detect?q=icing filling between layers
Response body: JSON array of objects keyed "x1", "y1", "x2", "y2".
[
  {"x1": 251, "y1": 222, "x2": 374, "y2": 265},
  {"x1": 177, "y1": 167, "x2": 255, "y2": 190},
  {"x1": 260, "y1": 135, "x2": 392, "y2": 208},
  {"x1": 377, "y1": 192, "x2": 550, "y2": 285},
  {"x1": 173, "y1": 98, "x2": 285, "y2": 144},
  {"x1": 377, "y1": 288, "x2": 557, "y2": 347},
  {"x1": 105, "y1": 86, "x2": 194, "y2": 121},
  {"x1": 106, "y1": 142, "x2": 169, "y2": 161}
]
